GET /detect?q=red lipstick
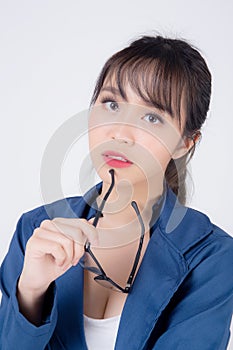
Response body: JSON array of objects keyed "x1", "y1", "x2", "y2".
[{"x1": 102, "y1": 151, "x2": 133, "y2": 168}]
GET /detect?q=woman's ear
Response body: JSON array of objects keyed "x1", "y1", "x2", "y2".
[{"x1": 172, "y1": 131, "x2": 201, "y2": 160}]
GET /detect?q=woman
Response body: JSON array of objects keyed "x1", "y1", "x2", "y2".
[{"x1": 0, "y1": 35, "x2": 233, "y2": 350}]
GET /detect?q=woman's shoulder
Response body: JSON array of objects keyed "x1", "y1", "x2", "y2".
[
  {"x1": 13, "y1": 195, "x2": 87, "y2": 246},
  {"x1": 183, "y1": 206, "x2": 233, "y2": 250},
  {"x1": 21, "y1": 183, "x2": 102, "y2": 227},
  {"x1": 155, "y1": 202, "x2": 233, "y2": 295},
  {"x1": 11, "y1": 184, "x2": 100, "y2": 250},
  {"x1": 174, "y1": 206, "x2": 233, "y2": 272},
  {"x1": 157, "y1": 188, "x2": 233, "y2": 271},
  {"x1": 21, "y1": 195, "x2": 86, "y2": 224}
]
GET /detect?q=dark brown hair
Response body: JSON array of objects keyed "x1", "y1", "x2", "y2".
[{"x1": 90, "y1": 35, "x2": 212, "y2": 204}]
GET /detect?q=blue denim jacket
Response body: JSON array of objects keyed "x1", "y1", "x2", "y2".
[{"x1": 1, "y1": 183, "x2": 233, "y2": 349}]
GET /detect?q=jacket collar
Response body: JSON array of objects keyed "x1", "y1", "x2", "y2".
[{"x1": 80, "y1": 180, "x2": 213, "y2": 254}]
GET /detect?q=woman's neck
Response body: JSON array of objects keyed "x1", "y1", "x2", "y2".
[{"x1": 96, "y1": 174, "x2": 164, "y2": 230}]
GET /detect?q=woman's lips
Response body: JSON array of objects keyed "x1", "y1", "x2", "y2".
[{"x1": 102, "y1": 151, "x2": 133, "y2": 168}]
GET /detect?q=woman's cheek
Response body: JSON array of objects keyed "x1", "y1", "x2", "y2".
[{"x1": 138, "y1": 133, "x2": 173, "y2": 169}]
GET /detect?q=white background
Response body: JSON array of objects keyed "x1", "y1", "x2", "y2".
[{"x1": 0, "y1": 0, "x2": 233, "y2": 347}]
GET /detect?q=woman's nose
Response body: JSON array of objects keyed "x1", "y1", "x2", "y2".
[
  {"x1": 109, "y1": 123, "x2": 135, "y2": 145},
  {"x1": 111, "y1": 134, "x2": 134, "y2": 145}
]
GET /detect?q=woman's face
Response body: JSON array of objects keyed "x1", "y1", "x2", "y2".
[{"x1": 88, "y1": 81, "x2": 191, "y2": 188}]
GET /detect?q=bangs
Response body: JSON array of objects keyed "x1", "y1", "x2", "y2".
[{"x1": 91, "y1": 51, "x2": 187, "y2": 127}]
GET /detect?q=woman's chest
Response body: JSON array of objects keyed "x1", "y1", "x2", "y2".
[
  {"x1": 83, "y1": 236, "x2": 149, "y2": 319},
  {"x1": 83, "y1": 275, "x2": 128, "y2": 319}
]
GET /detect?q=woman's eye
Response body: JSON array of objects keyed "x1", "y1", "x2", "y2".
[
  {"x1": 103, "y1": 100, "x2": 119, "y2": 112},
  {"x1": 143, "y1": 113, "x2": 163, "y2": 125}
]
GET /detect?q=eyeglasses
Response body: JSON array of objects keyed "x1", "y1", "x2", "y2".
[{"x1": 80, "y1": 169, "x2": 145, "y2": 293}]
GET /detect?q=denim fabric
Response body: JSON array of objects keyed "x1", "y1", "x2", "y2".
[{"x1": 0, "y1": 183, "x2": 233, "y2": 349}]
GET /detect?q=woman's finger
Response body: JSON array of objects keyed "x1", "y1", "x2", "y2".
[
  {"x1": 26, "y1": 235, "x2": 68, "y2": 267},
  {"x1": 52, "y1": 218, "x2": 99, "y2": 246},
  {"x1": 72, "y1": 241, "x2": 84, "y2": 266}
]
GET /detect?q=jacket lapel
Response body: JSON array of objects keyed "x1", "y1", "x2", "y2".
[
  {"x1": 115, "y1": 225, "x2": 189, "y2": 349},
  {"x1": 115, "y1": 186, "x2": 213, "y2": 349},
  {"x1": 55, "y1": 264, "x2": 88, "y2": 349}
]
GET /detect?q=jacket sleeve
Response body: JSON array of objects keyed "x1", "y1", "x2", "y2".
[
  {"x1": 0, "y1": 212, "x2": 58, "y2": 350},
  {"x1": 152, "y1": 232, "x2": 233, "y2": 350}
]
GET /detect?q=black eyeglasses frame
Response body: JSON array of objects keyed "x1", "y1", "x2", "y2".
[{"x1": 82, "y1": 169, "x2": 145, "y2": 294}]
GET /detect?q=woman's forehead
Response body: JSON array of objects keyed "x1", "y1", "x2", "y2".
[
  {"x1": 101, "y1": 67, "x2": 185, "y2": 121},
  {"x1": 99, "y1": 83, "x2": 163, "y2": 112},
  {"x1": 100, "y1": 77, "x2": 185, "y2": 122}
]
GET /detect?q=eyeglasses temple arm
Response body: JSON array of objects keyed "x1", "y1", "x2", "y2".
[
  {"x1": 84, "y1": 169, "x2": 115, "y2": 275},
  {"x1": 125, "y1": 201, "x2": 145, "y2": 291},
  {"x1": 92, "y1": 169, "x2": 115, "y2": 227},
  {"x1": 84, "y1": 242, "x2": 107, "y2": 276}
]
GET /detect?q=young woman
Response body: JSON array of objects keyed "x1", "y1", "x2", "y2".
[{"x1": 1, "y1": 35, "x2": 233, "y2": 350}]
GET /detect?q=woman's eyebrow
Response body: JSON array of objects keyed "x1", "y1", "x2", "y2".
[
  {"x1": 100, "y1": 86, "x2": 126, "y2": 98},
  {"x1": 100, "y1": 86, "x2": 170, "y2": 117}
]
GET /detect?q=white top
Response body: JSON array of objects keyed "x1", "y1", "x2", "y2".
[{"x1": 83, "y1": 314, "x2": 121, "y2": 350}]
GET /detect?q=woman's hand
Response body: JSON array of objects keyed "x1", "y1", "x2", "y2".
[{"x1": 17, "y1": 217, "x2": 98, "y2": 325}]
